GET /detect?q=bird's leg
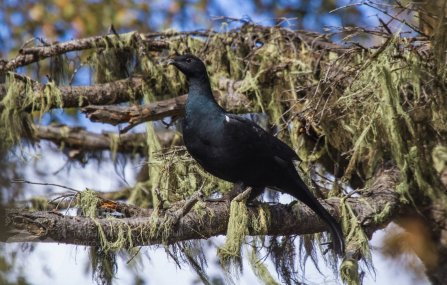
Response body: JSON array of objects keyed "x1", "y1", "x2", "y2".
[
  {"x1": 204, "y1": 183, "x2": 244, "y2": 202},
  {"x1": 203, "y1": 193, "x2": 226, "y2": 202},
  {"x1": 233, "y1": 187, "x2": 253, "y2": 202},
  {"x1": 246, "y1": 187, "x2": 265, "y2": 206}
]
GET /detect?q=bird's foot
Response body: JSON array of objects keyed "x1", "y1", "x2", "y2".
[
  {"x1": 246, "y1": 199, "x2": 263, "y2": 207},
  {"x1": 205, "y1": 196, "x2": 228, "y2": 202},
  {"x1": 204, "y1": 192, "x2": 232, "y2": 203}
]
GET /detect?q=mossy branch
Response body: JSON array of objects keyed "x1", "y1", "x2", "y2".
[
  {"x1": 0, "y1": 76, "x2": 248, "y2": 118},
  {"x1": 82, "y1": 88, "x2": 250, "y2": 127},
  {"x1": 0, "y1": 76, "x2": 146, "y2": 111},
  {"x1": 3, "y1": 167, "x2": 400, "y2": 247},
  {"x1": 82, "y1": 95, "x2": 188, "y2": 126},
  {"x1": 35, "y1": 124, "x2": 149, "y2": 154},
  {"x1": 0, "y1": 32, "x2": 168, "y2": 73}
]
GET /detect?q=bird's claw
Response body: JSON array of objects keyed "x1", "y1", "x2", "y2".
[{"x1": 204, "y1": 196, "x2": 228, "y2": 202}]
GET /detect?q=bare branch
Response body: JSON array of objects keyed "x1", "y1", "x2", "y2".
[{"x1": 11, "y1": 179, "x2": 80, "y2": 193}]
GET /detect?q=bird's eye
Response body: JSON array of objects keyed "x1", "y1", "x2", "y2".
[{"x1": 186, "y1": 58, "x2": 192, "y2": 63}]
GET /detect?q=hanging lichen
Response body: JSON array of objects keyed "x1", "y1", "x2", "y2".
[
  {"x1": 432, "y1": 146, "x2": 447, "y2": 175},
  {"x1": 251, "y1": 204, "x2": 271, "y2": 235},
  {"x1": 90, "y1": 246, "x2": 117, "y2": 285},
  {"x1": 249, "y1": 245, "x2": 280, "y2": 285},
  {"x1": 151, "y1": 146, "x2": 233, "y2": 203},
  {"x1": 269, "y1": 235, "x2": 298, "y2": 284},
  {"x1": 108, "y1": 133, "x2": 120, "y2": 162},
  {"x1": 76, "y1": 189, "x2": 136, "y2": 252},
  {"x1": 340, "y1": 196, "x2": 372, "y2": 283},
  {"x1": 0, "y1": 72, "x2": 65, "y2": 147},
  {"x1": 1, "y1": 74, "x2": 34, "y2": 145},
  {"x1": 91, "y1": 32, "x2": 137, "y2": 84},
  {"x1": 340, "y1": 257, "x2": 360, "y2": 285},
  {"x1": 218, "y1": 198, "x2": 250, "y2": 274},
  {"x1": 49, "y1": 54, "x2": 69, "y2": 85},
  {"x1": 77, "y1": 188, "x2": 101, "y2": 218}
]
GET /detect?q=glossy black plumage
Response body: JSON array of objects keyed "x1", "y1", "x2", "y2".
[{"x1": 168, "y1": 54, "x2": 345, "y2": 255}]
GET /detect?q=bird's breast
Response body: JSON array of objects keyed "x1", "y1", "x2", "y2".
[
  {"x1": 182, "y1": 115, "x2": 225, "y2": 158},
  {"x1": 182, "y1": 116, "x2": 243, "y2": 181}
]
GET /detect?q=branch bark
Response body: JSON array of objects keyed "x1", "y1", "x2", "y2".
[
  {"x1": 0, "y1": 76, "x2": 146, "y2": 111},
  {"x1": 0, "y1": 26, "x2": 344, "y2": 74},
  {"x1": 82, "y1": 82, "x2": 251, "y2": 126},
  {"x1": 0, "y1": 76, "x2": 248, "y2": 121},
  {"x1": 2, "y1": 167, "x2": 401, "y2": 247},
  {"x1": 35, "y1": 125, "x2": 148, "y2": 154},
  {"x1": 35, "y1": 124, "x2": 177, "y2": 153},
  {"x1": 82, "y1": 95, "x2": 188, "y2": 126},
  {"x1": 0, "y1": 32, "x2": 168, "y2": 73}
]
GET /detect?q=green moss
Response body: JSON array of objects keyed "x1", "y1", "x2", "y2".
[
  {"x1": 128, "y1": 180, "x2": 152, "y2": 208},
  {"x1": 408, "y1": 146, "x2": 436, "y2": 199},
  {"x1": 77, "y1": 189, "x2": 101, "y2": 218},
  {"x1": 95, "y1": 219, "x2": 133, "y2": 252},
  {"x1": 90, "y1": 246, "x2": 117, "y2": 285},
  {"x1": 146, "y1": 121, "x2": 162, "y2": 209},
  {"x1": 0, "y1": 73, "x2": 66, "y2": 147},
  {"x1": 29, "y1": 196, "x2": 49, "y2": 211},
  {"x1": 77, "y1": 189, "x2": 139, "y2": 255},
  {"x1": 108, "y1": 133, "x2": 120, "y2": 162},
  {"x1": 249, "y1": 247, "x2": 280, "y2": 285},
  {"x1": 251, "y1": 204, "x2": 271, "y2": 235},
  {"x1": 218, "y1": 198, "x2": 249, "y2": 273},
  {"x1": 373, "y1": 202, "x2": 392, "y2": 224},
  {"x1": 91, "y1": 33, "x2": 136, "y2": 84},
  {"x1": 43, "y1": 82, "x2": 62, "y2": 108},
  {"x1": 340, "y1": 258, "x2": 360, "y2": 285},
  {"x1": 340, "y1": 196, "x2": 372, "y2": 284},
  {"x1": 432, "y1": 145, "x2": 447, "y2": 174},
  {"x1": 1, "y1": 74, "x2": 34, "y2": 145}
]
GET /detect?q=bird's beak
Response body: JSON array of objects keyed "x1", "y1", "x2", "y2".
[{"x1": 167, "y1": 58, "x2": 175, "y2": 65}]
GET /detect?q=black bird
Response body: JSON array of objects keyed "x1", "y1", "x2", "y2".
[{"x1": 168, "y1": 54, "x2": 345, "y2": 255}]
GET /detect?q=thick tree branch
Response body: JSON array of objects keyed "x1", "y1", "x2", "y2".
[
  {"x1": 0, "y1": 77, "x2": 247, "y2": 119},
  {"x1": 35, "y1": 125, "x2": 148, "y2": 154},
  {"x1": 0, "y1": 76, "x2": 146, "y2": 111},
  {"x1": 0, "y1": 26, "x2": 343, "y2": 75},
  {"x1": 82, "y1": 95, "x2": 187, "y2": 126},
  {"x1": 35, "y1": 124, "x2": 177, "y2": 154},
  {"x1": 2, "y1": 167, "x2": 400, "y2": 247},
  {"x1": 0, "y1": 33, "x2": 168, "y2": 73},
  {"x1": 57, "y1": 77, "x2": 146, "y2": 108},
  {"x1": 82, "y1": 79, "x2": 250, "y2": 126}
]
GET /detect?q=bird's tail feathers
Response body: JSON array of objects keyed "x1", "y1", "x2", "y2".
[{"x1": 289, "y1": 177, "x2": 345, "y2": 256}]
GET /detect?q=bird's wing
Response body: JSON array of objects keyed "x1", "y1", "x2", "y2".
[{"x1": 224, "y1": 114, "x2": 299, "y2": 162}]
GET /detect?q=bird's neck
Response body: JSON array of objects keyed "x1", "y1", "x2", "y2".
[
  {"x1": 188, "y1": 76, "x2": 215, "y2": 100},
  {"x1": 186, "y1": 76, "x2": 223, "y2": 116}
]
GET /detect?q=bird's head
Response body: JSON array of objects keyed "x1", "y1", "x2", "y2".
[{"x1": 168, "y1": 54, "x2": 208, "y2": 80}]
